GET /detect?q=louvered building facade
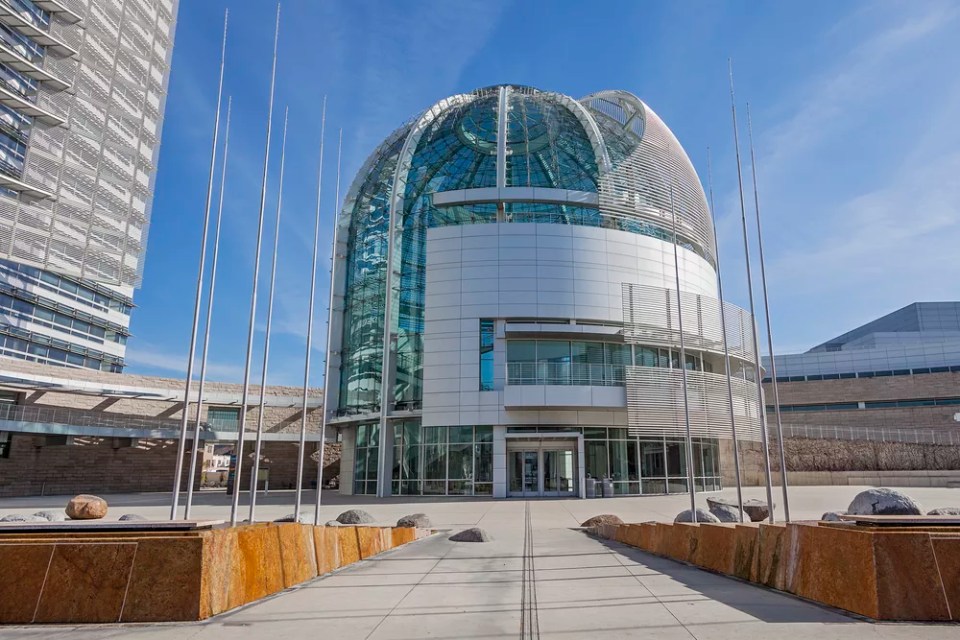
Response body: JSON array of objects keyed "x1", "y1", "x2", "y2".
[{"x1": 0, "y1": 0, "x2": 177, "y2": 372}]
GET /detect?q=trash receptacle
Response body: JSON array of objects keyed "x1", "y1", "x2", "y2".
[
  {"x1": 602, "y1": 477, "x2": 614, "y2": 497},
  {"x1": 586, "y1": 477, "x2": 597, "y2": 498}
]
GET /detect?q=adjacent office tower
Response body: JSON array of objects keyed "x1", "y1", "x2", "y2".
[
  {"x1": 328, "y1": 85, "x2": 764, "y2": 499},
  {"x1": 0, "y1": 0, "x2": 178, "y2": 372}
]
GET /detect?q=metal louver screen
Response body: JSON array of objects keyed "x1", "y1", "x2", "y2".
[
  {"x1": 621, "y1": 282, "x2": 756, "y2": 362},
  {"x1": 625, "y1": 366, "x2": 763, "y2": 442}
]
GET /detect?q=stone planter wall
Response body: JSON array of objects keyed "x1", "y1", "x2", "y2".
[
  {"x1": 0, "y1": 523, "x2": 430, "y2": 624},
  {"x1": 593, "y1": 520, "x2": 960, "y2": 621}
]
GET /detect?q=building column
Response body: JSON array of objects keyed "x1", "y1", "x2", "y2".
[
  {"x1": 339, "y1": 426, "x2": 356, "y2": 495},
  {"x1": 376, "y1": 420, "x2": 394, "y2": 497},
  {"x1": 493, "y1": 425, "x2": 507, "y2": 498}
]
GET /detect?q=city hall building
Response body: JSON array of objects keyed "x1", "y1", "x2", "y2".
[{"x1": 326, "y1": 86, "x2": 764, "y2": 499}]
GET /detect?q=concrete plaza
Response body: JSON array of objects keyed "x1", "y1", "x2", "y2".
[{"x1": 2, "y1": 486, "x2": 959, "y2": 638}]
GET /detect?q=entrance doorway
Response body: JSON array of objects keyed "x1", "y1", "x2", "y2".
[{"x1": 507, "y1": 443, "x2": 577, "y2": 497}]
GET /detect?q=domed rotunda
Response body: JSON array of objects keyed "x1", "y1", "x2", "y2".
[{"x1": 325, "y1": 85, "x2": 762, "y2": 499}]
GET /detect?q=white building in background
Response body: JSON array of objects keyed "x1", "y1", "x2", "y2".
[
  {"x1": 0, "y1": 0, "x2": 178, "y2": 372},
  {"x1": 326, "y1": 85, "x2": 764, "y2": 499}
]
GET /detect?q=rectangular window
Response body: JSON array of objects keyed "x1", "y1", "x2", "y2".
[
  {"x1": 207, "y1": 407, "x2": 241, "y2": 431},
  {"x1": 479, "y1": 319, "x2": 494, "y2": 391},
  {"x1": 0, "y1": 431, "x2": 10, "y2": 458}
]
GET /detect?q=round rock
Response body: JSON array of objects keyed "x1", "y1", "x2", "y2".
[
  {"x1": 325, "y1": 520, "x2": 342, "y2": 527},
  {"x1": 0, "y1": 514, "x2": 46, "y2": 523},
  {"x1": 397, "y1": 513, "x2": 431, "y2": 528},
  {"x1": 707, "y1": 502, "x2": 747, "y2": 523},
  {"x1": 65, "y1": 494, "x2": 108, "y2": 520},
  {"x1": 674, "y1": 508, "x2": 721, "y2": 524},
  {"x1": 449, "y1": 527, "x2": 492, "y2": 542},
  {"x1": 336, "y1": 509, "x2": 375, "y2": 525},
  {"x1": 580, "y1": 514, "x2": 624, "y2": 528},
  {"x1": 33, "y1": 510, "x2": 67, "y2": 522},
  {"x1": 927, "y1": 507, "x2": 960, "y2": 516},
  {"x1": 118, "y1": 514, "x2": 148, "y2": 522},
  {"x1": 742, "y1": 499, "x2": 774, "y2": 522},
  {"x1": 821, "y1": 511, "x2": 847, "y2": 522},
  {"x1": 847, "y1": 488, "x2": 923, "y2": 516},
  {"x1": 273, "y1": 513, "x2": 305, "y2": 523}
]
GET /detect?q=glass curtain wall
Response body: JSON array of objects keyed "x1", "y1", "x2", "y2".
[
  {"x1": 390, "y1": 422, "x2": 494, "y2": 496},
  {"x1": 509, "y1": 426, "x2": 722, "y2": 494},
  {"x1": 353, "y1": 423, "x2": 380, "y2": 495}
]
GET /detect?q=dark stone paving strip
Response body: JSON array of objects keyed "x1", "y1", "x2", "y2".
[{"x1": 520, "y1": 501, "x2": 540, "y2": 639}]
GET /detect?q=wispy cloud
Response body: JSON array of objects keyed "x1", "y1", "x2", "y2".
[{"x1": 124, "y1": 342, "x2": 244, "y2": 382}]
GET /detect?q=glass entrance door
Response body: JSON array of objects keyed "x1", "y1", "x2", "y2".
[
  {"x1": 543, "y1": 449, "x2": 575, "y2": 497},
  {"x1": 508, "y1": 444, "x2": 577, "y2": 497}
]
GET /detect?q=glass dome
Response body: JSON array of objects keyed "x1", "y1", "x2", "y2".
[{"x1": 335, "y1": 85, "x2": 714, "y2": 415}]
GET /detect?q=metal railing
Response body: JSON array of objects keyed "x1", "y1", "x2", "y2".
[
  {"x1": 780, "y1": 423, "x2": 960, "y2": 446},
  {"x1": 507, "y1": 361, "x2": 625, "y2": 386},
  {"x1": 0, "y1": 403, "x2": 234, "y2": 433}
]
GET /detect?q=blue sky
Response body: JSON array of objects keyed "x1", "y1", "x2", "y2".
[{"x1": 126, "y1": 0, "x2": 960, "y2": 386}]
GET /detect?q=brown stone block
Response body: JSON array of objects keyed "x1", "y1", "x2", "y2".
[
  {"x1": 650, "y1": 523, "x2": 673, "y2": 556},
  {"x1": 788, "y1": 523, "x2": 878, "y2": 619},
  {"x1": 930, "y1": 536, "x2": 960, "y2": 621},
  {"x1": 873, "y1": 532, "x2": 951, "y2": 621},
  {"x1": 34, "y1": 542, "x2": 137, "y2": 623},
  {"x1": 637, "y1": 523, "x2": 656, "y2": 551},
  {"x1": 613, "y1": 524, "x2": 629, "y2": 544},
  {"x1": 693, "y1": 524, "x2": 736, "y2": 575},
  {"x1": 664, "y1": 523, "x2": 698, "y2": 563},
  {"x1": 318, "y1": 526, "x2": 341, "y2": 572},
  {"x1": 200, "y1": 527, "x2": 243, "y2": 618},
  {"x1": 379, "y1": 527, "x2": 393, "y2": 552},
  {"x1": 121, "y1": 536, "x2": 203, "y2": 622},
  {"x1": 754, "y1": 523, "x2": 788, "y2": 589},
  {"x1": 235, "y1": 525, "x2": 284, "y2": 605},
  {"x1": 622, "y1": 524, "x2": 644, "y2": 548},
  {"x1": 337, "y1": 526, "x2": 361, "y2": 565},
  {"x1": 0, "y1": 543, "x2": 54, "y2": 623},
  {"x1": 274, "y1": 523, "x2": 317, "y2": 588},
  {"x1": 357, "y1": 526, "x2": 384, "y2": 559},
  {"x1": 731, "y1": 524, "x2": 759, "y2": 581},
  {"x1": 392, "y1": 526, "x2": 416, "y2": 548}
]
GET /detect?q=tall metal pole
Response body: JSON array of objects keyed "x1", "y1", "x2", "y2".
[
  {"x1": 670, "y1": 187, "x2": 697, "y2": 522},
  {"x1": 314, "y1": 128, "x2": 342, "y2": 525},
  {"x1": 729, "y1": 59, "x2": 776, "y2": 522},
  {"x1": 248, "y1": 107, "x2": 289, "y2": 524},
  {"x1": 230, "y1": 4, "x2": 280, "y2": 526},
  {"x1": 746, "y1": 104, "x2": 791, "y2": 522},
  {"x1": 294, "y1": 97, "x2": 326, "y2": 521},
  {"x1": 170, "y1": 9, "x2": 228, "y2": 520},
  {"x1": 184, "y1": 97, "x2": 233, "y2": 520},
  {"x1": 707, "y1": 148, "x2": 744, "y2": 522}
]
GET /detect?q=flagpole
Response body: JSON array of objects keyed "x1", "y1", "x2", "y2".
[
  {"x1": 248, "y1": 106, "x2": 289, "y2": 524},
  {"x1": 170, "y1": 9, "x2": 227, "y2": 520},
  {"x1": 294, "y1": 97, "x2": 326, "y2": 521},
  {"x1": 746, "y1": 103, "x2": 791, "y2": 522},
  {"x1": 670, "y1": 187, "x2": 697, "y2": 521},
  {"x1": 729, "y1": 59, "x2": 776, "y2": 522},
  {"x1": 230, "y1": 4, "x2": 280, "y2": 526},
  {"x1": 314, "y1": 128, "x2": 342, "y2": 525},
  {"x1": 185, "y1": 97, "x2": 232, "y2": 520},
  {"x1": 707, "y1": 147, "x2": 744, "y2": 521}
]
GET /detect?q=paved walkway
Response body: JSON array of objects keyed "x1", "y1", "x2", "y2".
[{"x1": 4, "y1": 493, "x2": 960, "y2": 639}]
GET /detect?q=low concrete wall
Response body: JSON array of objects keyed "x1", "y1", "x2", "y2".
[
  {"x1": 0, "y1": 522, "x2": 430, "y2": 624},
  {"x1": 594, "y1": 520, "x2": 960, "y2": 621}
]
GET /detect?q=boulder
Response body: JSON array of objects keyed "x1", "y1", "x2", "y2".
[
  {"x1": 118, "y1": 514, "x2": 148, "y2": 522},
  {"x1": 743, "y1": 499, "x2": 774, "y2": 522},
  {"x1": 927, "y1": 507, "x2": 960, "y2": 516},
  {"x1": 674, "y1": 508, "x2": 721, "y2": 524},
  {"x1": 707, "y1": 502, "x2": 747, "y2": 523},
  {"x1": 821, "y1": 511, "x2": 847, "y2": 522},
  {"x1": 65, "y1": 494, "x2": 108, "y2": 520},
  {"x1": 336, "y1": 509, "x2": 375, "y2": 525},
  {"x1": 273, "y1": 513, "x2": 305, "y2": 523},
  {"x1": 397, "y1": 513, "x2": 431, "y2": 528},
  {"x1": 325, "y1": 520, "x2": 342, "y2": 527},
  {"x1": 847, "y1": 488, "x2": 923, "y2": 516},
  {"x1": 33, "y1": 510, "x2": 67, "y2": 522},
  {"x1": 0, "y1": 514, "x2": 46, "y2": 523},
  {"x1": 580, "y1": 514, "x2": 624, "y2": 528},
  {"x1": 449, "y1": 527, "x2": 492, "y2": 542}
]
